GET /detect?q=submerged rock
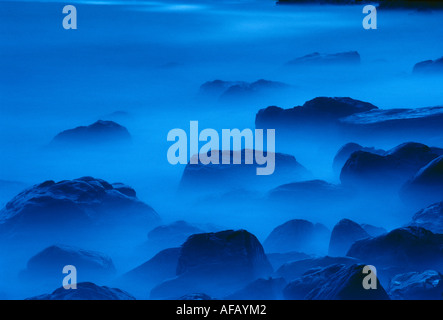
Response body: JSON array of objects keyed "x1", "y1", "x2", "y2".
[
  {"x1": 225, "y1": 277, "x2": 287, "y2": 300},
  {"x1": 179, "y1": 149, "x2": 310, "y2": 193},
  {"x1": 328, "y1": 219, "x2": 371, "y2": 257},
  {"x1": 286, "y1": 51, "x2": 360, "y2": 65},
  {"x1": 276, "y1": 256, "x2": 359, "y2": 282},
  {"x1": 283, "y1": 264, "x2": 389, "y2": 300},
  {"x1": 199, "y1": 79, "x2": 289, "y2": 101},
  {"x1": 401, "y1": 156, "x2": 443, "y2": 207},
  {"x1": 22, "y1": 245, "x2": 116, "y2": 283},
  {"x1": 263, "y1": 219, "x2": 330, "y2": 255},
  {"x1": 333, "y1": 143, "x2": 385, "y2": 173},
  {"x1": 413, "y1": 56, "x2": 443, "y2": 74},
  {"x1": 150, "y1": 230, "x2": 273, "y2": 299},
  {"x1": 347, "y1": 227, "x2": 443, "y2": 273},
  {"x1": 26, "y1": 282, "x2": 135, "y2": 300},
  {"x1": 340, "y1": 142, "x2": 441, "y2": 189},
  {"x1": 388, "y1": 270, "x2": 443, "y2": 300},
  {"x1": 51, "y1": 120, "x2": 131, "y2": 146},
  {"x1": 409, "y1": 202, "x2": 443, "y2": 234},
  {"x1": 0, "y1": 176, "x2": 160, "y2": 239}
]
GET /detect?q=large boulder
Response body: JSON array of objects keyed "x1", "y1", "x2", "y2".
[
  {"x1": 26, "y1": 282, "x2": 135, "y2": 300},
  {"x1": 179, "y1": 149, "x2": 310, "y2": 193},
  {"x1": 21, "y1": 245, "x2": 116, "y2": 285},
  {"x1": 150, "y1": 230, "x2": 273, "y2": 299},
  {"x1": 286, "y1": 51, "x2": 360, "y2": 66},
  {"x1": 283, "y1": 264, "x2": 389, "y2": 300},
  {"x1": 51, "y1": 120, "x2": 131, "y2": 146},
  {"x1": 401, "y1": 156, "x2": 443, "y2": 207},
  {"x1": 388, "y1": 270, "x2": 443, "y2": 300},
  {"x1": 0, "y1": 177, "x2": 160, "y2": 239},
  {"x1": 263, "y1": 219, "x2": 330, "y2": 255},
  {"x1": 340, "y1": 142, "x2": 441, "y2": 189},
  {"x1": 276, "y1": 256, "x2": 359, "y2": 282},
  {"x1": 332, "y1": 143, "x2": 385, "y2": 174},
  {"x1": 408, "y1": 202, "x2": 443, "y2": 234},
  {"x1": 413, "y1": 56, "x2": 443, "y2": 74},
  {"x1": 328, "y1": 219, "x2": 371, "y2": 257},
  {"x1": 347, "y1": 227, "x2": 443, "y2": 276}
]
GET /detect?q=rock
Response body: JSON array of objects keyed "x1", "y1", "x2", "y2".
[
  {"x1": 276, "y1": 256, "x2": 359, "y2": 281},
  {"x1": 268, "y1": 180, "x2": 347, "y2": 203},
  {"x1": 408, "y1": 201, "x2": 443, "y2": 234},
  {"x1": 225, "y1": 277, "x2": 287, "y2": 300},
  {"x1": 332, "y1": 143, "x2": 385, "y2": 173},
  {"x1": 150, "y1": 230, "x2": 273, "y2": 299},
  {"x1": 263, "y1": 219, "x2": 330, "y2": 255},
  {"x1": 328, "y1": 219, "x2": 371, "y2": 257},
  {"x1": 340, "y1": 142, "x2": 441, "y2": 189},
  {"x1": 401, "y1": 156, "x2": 443, "y2": 207},
  {"x1": 199, "y1": 79, "x2": 289, "y2": 101},
  {"x1": 286, "y1": 51, "x2": 360, "y2": 65},
  {"x1": 117, "y1": 247, "x2": 181, "y2": 298},
  {"x1": 179, "y1": 293, "x2": 214, "y2": 300},
  {"x1": 360, "y1": 224, "x2": 387, "y2": 237},
  {"x1": 0, "y1": 176, "x2": 160, "y2": 239},
  {"x1": 179, "y1": 149, "x2": 310, "y2": 193},
  {"x1": 26, "y1": 282, "x2": 135, "y2": 300},
  {"x1": 283, "y1": 264, "x2": 389, "y2": 300},
  {"x1": 21, "y1": 245, "x2": 116, "y2": 284},
  {"x1": 266, "y1": 251, "x2": 311, "y2": 270},
  {"x1": 413, "y1": 56, "x2": 443, "y2": 74},
  {"x1": 147, "y1": 221, "x2": 205, "y2": 248},
  {"x1": 347, "y1": 227, "x2": 443, "y2": 274},
  {"x1": 51, "y1": 120, "x2": 131, "y2": 146},
  {"x1": 256, "y1": 97, "x2": 443, "y2": 149},
  {"x1": 277, "y1": 0, "x2": 443, "y2": 9},
  {"x1": 389, "y1": 270, "x2": 443, "y2": 300}
]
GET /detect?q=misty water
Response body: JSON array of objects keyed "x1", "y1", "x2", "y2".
[{"x1": 1, "y1": 0, "x2": 443, "y2": 299}]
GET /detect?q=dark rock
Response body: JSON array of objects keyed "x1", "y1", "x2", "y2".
[
  {"x1": 150, "y1": 230, "x2": 273, "y2": 299},
  {"x1": 22, "y1": 245, "x2": 115, "y2": 283},
  {"x1": 388, "y1": 270, "x2": 443, "y2": 300},
  {"x1": 283, "y1": 264, "x2": 389, "y2": 300},
  {"x1": 413, "y1": 56, "x2": 443, "y2": 74},
  {"x1": 333, "y1": 143, "x2": 385, "y2": 173},
  {"x1": 51, "y1": 120, "x2": 131, "y2": 146},
  {"x1": 266, "y1": 251, "x2": 311, "y2": 270},
  {"x1": 276, "y1": 256, "x2": 359, "y2": 281},
  {"x1": 328, "y1": 219, "x2": 371, "y2": 257},
  {"x1": 360, "y1": 224, "x2": 387, "y2": 237},
  {"x1": 0, "y1": 176, "x2": 160, "y2": 239},
  {"x1": 409, "y1": 201, "x2": 443, "y2": 234},
  {"x1": 225, "y1": 277, "x2": 287, "y2": 300},
  {"x1": 340, "y1": 142, "x2": 441, "y2": 189},
  {"x1": 263, "y1": 219, "x2": 330, "y2": 255},
  {"x1": 179, "y1": 149, "x2": 310, "y2": 194},
  {"x1": 347, "y1": 227, "x2": 443, "y2": 273},
  {"x1": 401, "y1": 156, "x2": 443, "y2": 207},
  {"x1": 26, "y1": 282, "x2": 135, "y2": 300},
  {"x1": 287, "y1": 51, "x2": 360, "y2": 65}
]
